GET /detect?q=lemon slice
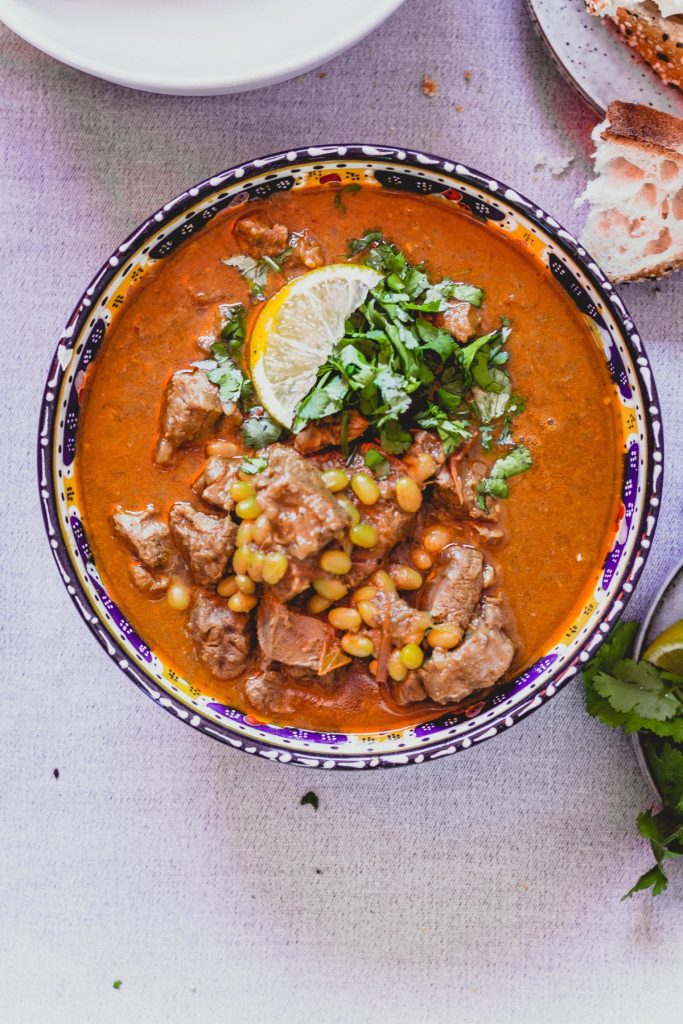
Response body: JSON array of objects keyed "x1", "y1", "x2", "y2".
[
  {"x1": 644, "y1": 618, "x2": 683, "y2": 676},
  {"x1": 249, "y1": 263, "x2": 382, "y2": 428}
]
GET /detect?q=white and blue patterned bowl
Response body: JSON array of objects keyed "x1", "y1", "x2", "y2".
[{"x1": 38, "y1": 146, "x2": 662, "y2": 769}]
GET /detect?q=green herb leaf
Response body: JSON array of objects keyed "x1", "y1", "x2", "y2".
[
  {"x1": 112, "y1": 980, "x2": 123, "y2": 990},
  {"x1": 645, "y1": 739, "x2": 683, "y2": 812},
  {"x1": 453, "y1": 283, "x2": 484, "y2": 307},
  {"x1": 476, "y1": 445, "x2": 532, "y2": 509},
  {"x1": 594, "y1": 660, "x2": 683, "y2": 723},
  {"x1": 623, "y1": 863, "x2": 670, "y2": 899},
  {"x1": 240, "y1": 456, "x2": 268, "y2": 475},
  {"x1": 300, "y1": 791, "x2": 319, "y2": 810},
  {"x1": 378, "y1": 419, "x2": 412, "y2": 455},
  {"x1": 345, "y1": 229, "x2": 383, "y2": 256},
  {"x1": 364, "y1": 447, "x2": 391, "y2": 477},
  {"x1": 222, "y1": 254, "x2": 269, "y2": 302},
  {"x1": 241, "y1": 413, "x2": 283, "y2": 449}
]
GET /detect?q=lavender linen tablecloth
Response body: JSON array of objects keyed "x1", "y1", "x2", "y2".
[{"x1": 0, "y1": 2, "x2": 681, "y2": 1022}]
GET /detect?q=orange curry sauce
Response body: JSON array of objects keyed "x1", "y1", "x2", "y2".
[{"x1": 77, "y1": 186, "x2": 622, "y2": 732}]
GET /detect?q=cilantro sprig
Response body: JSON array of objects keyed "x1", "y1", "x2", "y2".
[{"x1": 583, "y1": 621, "x2": 683, "y2": 896}]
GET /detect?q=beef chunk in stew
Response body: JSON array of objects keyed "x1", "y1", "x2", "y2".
[
  {"x1": 234, "y1": 215, "x2": 288, "y2": 259},
  {"x1": 419, "y1": 601, "x2": 514, "y2": 704},
  {"x1": 392, "y1": 673, "x2": 428, "y2": 706},
  {"x1": 244, "y1": 668, "x2": 292, "y2": 716},
  {"x1": 112, "y1": 505, "x2": 173, "y2": 569},
  {"x1": 432, "y1": 455, "x2": 499, "y2": 522},
  {"x1": 128, "y1": 563, "x2": 170, "y2": 595},
  {"x1": 254, "y1": 445, "x2": 350, "y2": 561},
  {"x1": 187, "y1": 589, "x2": 252, "y2": 680},
  {"x1": 419, "y1": 544, "x2": 484, "y2": 641},
  {"x1": 155, "y1": 369, "x2": 223, "y2": 465},
  {"x1": 257, "y1": 592, "x2": 336, "y2": 674},
  {"x1": 294, "y1": 411, "x2": 368, "y2": 455},
  {"x1": 435, "y1": 300, "x2": 481, "y2": 343},
  {"x1": 370, "y1": 588, "x2": 433, "y2": 649},
  {"x1": 193, "y1": 455, "x2": 242, "y2": 512},
  {"x1": 169, "y1": 502, "x2": 236, "y2": 585},
  {"x1": 291, "y1": 229, "x2": 325, "y2": 269}
]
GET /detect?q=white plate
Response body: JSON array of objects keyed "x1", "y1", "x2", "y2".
[
  {"x1": 0, "y1": 0, "x2": 405, "y2": 95},
  {"x1": 524, "y1": 0, "x2": 683, "y2": 116}
]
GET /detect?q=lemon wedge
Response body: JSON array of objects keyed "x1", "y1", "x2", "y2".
[
  {"x1": 249, "y1": 264, "x2": 382, "y2": 428},
  {"x1": 644, "y1": 618, "x2": 683, "y2": 676}
]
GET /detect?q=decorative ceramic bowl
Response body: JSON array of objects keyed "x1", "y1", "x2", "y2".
[{"x1": 38, "y1": 145, "x2": 662, "y2": 769}]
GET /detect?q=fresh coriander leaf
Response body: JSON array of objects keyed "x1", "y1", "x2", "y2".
[
  {"x1": 222, "y1": 254, "x2": 269, "y2": 301},
  {"x1": 498, "y1": 394, "x2": 527, "y2": 445},
  {"x1": 645, "y1": 739, "x2": 683, "y2": 812},
  {"x1": 378, "y1": 419, "x2": 412, "y2": 455},
  {"x1": 476, "y1": 445, "x2": 532, "y2": 510},
  {"x1": 594, "y1": 660, "x2": 683, "y2": 723},
  {"x1": 240, "y1": 456, "x2": 268, "y2": 475},
  {"x1": 219, "y1": 303, "x2": 245, "y2": 345},
  {"x1": 415, "y1": 319, "x2": 456, "y2": 360},
  {"x1": 623, "y1": 863, "x2": 670, "y2": 899},
  {"x1": 334, "y1": 183, "x2": 361, "y2": 212},
  {"x1": 583, "y1": 622, "x2": 638, "y2": 688},
  {"x1": 241, "y1": 414, "x2": 282, "y2": 449},
  {"x1": 364, "y1": 447, "x2": 391, "y2": 477},
  {"x1": 346, "y1": 230, "x2": 383, "y2": 256},
  {"x1": 453, "y1": 283, "x2": 484, "y2": 307},
  {"x1": 112, "y1": 980, "x2": 122, "y2": 990},
  {"x1": 471, "y1": 370, "x2": 511, "y2": 423},
  {"x1": 300, "y1": 791, "x2": 319, "y2": 810}
]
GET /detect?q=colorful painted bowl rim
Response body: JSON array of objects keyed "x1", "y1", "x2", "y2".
[{"x1": 38, "y1": 144, "x2": 663, "y2": 769}]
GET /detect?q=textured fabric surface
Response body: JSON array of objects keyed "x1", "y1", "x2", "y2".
[{"x1": 1, "y1": 2, "x2": 682, "y2": 1022}]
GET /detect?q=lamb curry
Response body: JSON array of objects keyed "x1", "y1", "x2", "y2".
[{"x1": 77, "y1": 185, "x2": 622, "y2": 732}]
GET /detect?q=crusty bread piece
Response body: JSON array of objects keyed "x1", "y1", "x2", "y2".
[
  {"x1": 577, "y1": 100, "x2": 683, "y2": 281},
  {"x1": 587, "y1": 2, "x2": 683, "y2": 89}
]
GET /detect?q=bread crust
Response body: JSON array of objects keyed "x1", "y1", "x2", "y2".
[
  {"x1": 613, "y1": 251, "x2": 683, "y2": 281},
  {"x1": 602, "y1": 99, "x2": 683, "y2": 156},
  {"x1": 610, "y1": 3, "x2": 683, "y2": 88}
]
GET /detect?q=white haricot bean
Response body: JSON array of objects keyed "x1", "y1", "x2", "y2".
[
  {"x1": 395, "y1": 476, "x2": 423, "y2": 513},
  {"x1": 167, "y1": 581, "x2": 191, "y2": 611},
  {"x1": 423, "y1": 525, "x2": 453, "y2": 553},
  {"x1": 388, "y1": 564, "x2": 423, "y2": 590}
]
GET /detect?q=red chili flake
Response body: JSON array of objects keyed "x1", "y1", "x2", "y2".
[{"x1": 319, "y1": 172, "x2": 342, "y2": 184}]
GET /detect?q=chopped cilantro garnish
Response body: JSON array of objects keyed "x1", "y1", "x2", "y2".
[
  {"x1": 219, "y1": 303, "x2": 245, "y2": 345},
  {"x1": 112, "y1": 980, "x2": 122, "y2": 990},
  {"x1": 197, "y1": 341, "x2": 252, "y2": 408},
  {"x1": 240, "y1": 456, "x2": 268, "y2": 475},
  {"x1": 300, "y1": 791, "x2": 319, "y2": 810},
  {"x1": 476, "y1": 445, "x2": 532, "y2": 510},
  {"x1": 241, "y1": 413, "x2": 282, "y2": 450},
  {"x1": 364, "y1": 447, "x2": 391, "y2": 477},
  {"x1": 293, "y1": 234, "x2": 522, "y2": 460},
  {"x1": 222, "y1": 254, "x2": 268, "y2": 301},
  {"x1": 223, "y1": 247, "x2": 293, "y2": 302},
  {"x1": 345, "y1": 229, "x2": 383, "y2": 256},
  {"x1": 334, "y1": 183, "x2": 362, "y2": 212},
  {"x1": 453, "y1": 283, "x2": 484, "y2": 307}
]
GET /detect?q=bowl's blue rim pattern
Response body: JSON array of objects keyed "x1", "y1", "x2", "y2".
[{"x1": 37, "y1": 144, "x2": 663, "y2": 769}]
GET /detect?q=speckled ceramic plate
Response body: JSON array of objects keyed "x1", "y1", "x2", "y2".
[
  {"x1": 633, "y1": 559, "x2": 683, "y2": 800},
  {"x1": 524, "y1": 0, "x2": 683, "y2": 116},
  {"x1": 38, "y1": 145, "x2": 662, "y2": 769}
]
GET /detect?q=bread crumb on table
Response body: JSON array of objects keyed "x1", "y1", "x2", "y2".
[
  {"x1": 455, "y1": 104, "x2": 465, "y2": 112},
  {"x1": 463, "y1": 70, "x2": 473, "y2": 82},
  {"x1": 533, "y1": 152, "x2": 575, "y2": 176},
  {"x1": 421, "y1": 75, "x2": 438, "y2": 97}
]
